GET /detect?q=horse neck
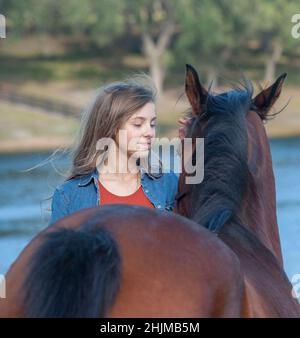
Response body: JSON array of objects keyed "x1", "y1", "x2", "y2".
[{"x1": 241, "y1": 112, "x2": 283, "y2": 266}]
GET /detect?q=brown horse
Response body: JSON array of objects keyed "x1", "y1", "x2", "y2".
[
  {"x1": 0, "y1": 65, "x2": 299, "y2": 317},
  {"x1": 177, "y1": 65, "x2": 300, "y2": 317}
]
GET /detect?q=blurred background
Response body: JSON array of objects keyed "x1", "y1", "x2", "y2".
[{"x1": 0, "y1": 0, "x2": 299, "y2": 298}]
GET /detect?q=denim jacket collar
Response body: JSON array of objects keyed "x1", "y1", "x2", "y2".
[
  {"x1": 78, "y1": 169, "x2": 99, "y2": 187},
  {"x1": 78, "y1": 167, "x2": 158, "y2": 187}
]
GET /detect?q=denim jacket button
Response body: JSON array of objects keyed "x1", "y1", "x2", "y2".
[
  {"x1": 145, "y1": 189, "x2": 149, "y2": 193},
  {"x1": 157, "y1": 205, "x2": 161, "y2": 208}
]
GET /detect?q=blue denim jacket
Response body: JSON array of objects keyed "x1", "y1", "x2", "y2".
[{"x1": 50, "y1": 168, "x2": 179, "y2": 224}]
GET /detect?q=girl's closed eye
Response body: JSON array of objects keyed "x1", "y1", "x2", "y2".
[{"x1": 133, "y1": 122, "x2": 156, "y2": 128}]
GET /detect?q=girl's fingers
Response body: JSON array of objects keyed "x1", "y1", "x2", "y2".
[
  {"x1": 178, "y1": 127, "x2": 185, "y2": 140},
  {"x1": 178, "y1": 117, "x2": 192, "y2": 126},
  {"x1": 178, "y1": 118, "x2": 187, "y2": 125}
]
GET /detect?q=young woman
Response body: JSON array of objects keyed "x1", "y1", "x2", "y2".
[{"x1": 50, "y1": 76, "x2": 183, "y2": 224}]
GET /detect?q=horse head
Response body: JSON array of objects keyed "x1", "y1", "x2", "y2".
[{"x1": 176, "y1": 64, "x2": 286, "y2": 266}]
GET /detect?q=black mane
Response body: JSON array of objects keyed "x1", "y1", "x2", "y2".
[{"x1": 185, "y1": 81, "x2": 254, "y2": 233}]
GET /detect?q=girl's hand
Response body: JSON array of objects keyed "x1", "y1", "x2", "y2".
[{"x1": 178, "y1": 117, "x2": 192, "y2": 140}]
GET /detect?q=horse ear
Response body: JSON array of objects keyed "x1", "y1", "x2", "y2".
[
  {"x1": 185, "y1": 64, "x2": 208, "y2": 115},
  {"x1": 253, "y1": 73, "x2": 287, "y2": 118}
]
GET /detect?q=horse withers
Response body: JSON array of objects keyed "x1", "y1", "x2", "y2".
[{"x1": 0, "y1": 205, "x2": 244, "y2": 317}]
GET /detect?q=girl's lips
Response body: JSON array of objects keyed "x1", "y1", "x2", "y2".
[
  {"x1": 136, "y1": 143, "x2": 151, "y2": 150},
  {"x1": 138, "y1": 141, "x2": 151, "y2": 145}
]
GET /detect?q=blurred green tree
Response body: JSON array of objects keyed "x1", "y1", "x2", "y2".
[
  {"x1": 124, "y1": 0, "x2": 177, "y2": 96},
  {"x1": 1, "y1": 0, "x2": 299, "y2": 89},
  {"x1": 171, "y1": 0, "x2": 256, "y2": 87},
  {"x1": 250, "y1": 0, "x2": 299, "y2": 83}
]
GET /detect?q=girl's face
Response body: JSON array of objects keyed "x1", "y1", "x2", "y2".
[{"x1": 117, "y1": 101, "x2": 157, "y2": 159}]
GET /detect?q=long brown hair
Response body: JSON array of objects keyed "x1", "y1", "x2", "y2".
[{"x1": 69, "y1": 74, "x2": 162, "y2": 180}]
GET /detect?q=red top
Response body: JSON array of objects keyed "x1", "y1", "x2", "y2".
[{"x1": 99, "y1": 181, "x2": 155, "y2": 208}]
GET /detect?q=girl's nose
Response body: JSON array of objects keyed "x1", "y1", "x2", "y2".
[{"x1": 143, "y1": 124, "x2": 155, "y2": 137}]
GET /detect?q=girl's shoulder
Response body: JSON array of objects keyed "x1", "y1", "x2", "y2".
[
  {"x1": 55, "y1": 171, "x2": 97, "y2": 195},
  {"x1": 55, "y1": 176, "x2": 81, "y2": 193}
]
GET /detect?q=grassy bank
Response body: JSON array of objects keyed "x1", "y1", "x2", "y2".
[
  {"x1": 1, "y1": 82, "x2": 300, "y2": 154},
  {"x1": 0, "y1": 101, "x2": 79, "y2": 153},
  {"x1": 0, "y1": 44, "x2": 300, "y2": 153}
]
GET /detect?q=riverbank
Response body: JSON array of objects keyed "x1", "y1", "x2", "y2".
[
  {"x1": 1, "y1": 84, "x2": 300, "y2": 154},
  {"x1": 0, "y1": 100, "x2": 78, "y2": 153},
  {"x1": 0, "y1": 138, "x2": 72, "y2": 153},
  {"x1": 1, "y1": 127, "x2": 300, "y2": 154}
]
